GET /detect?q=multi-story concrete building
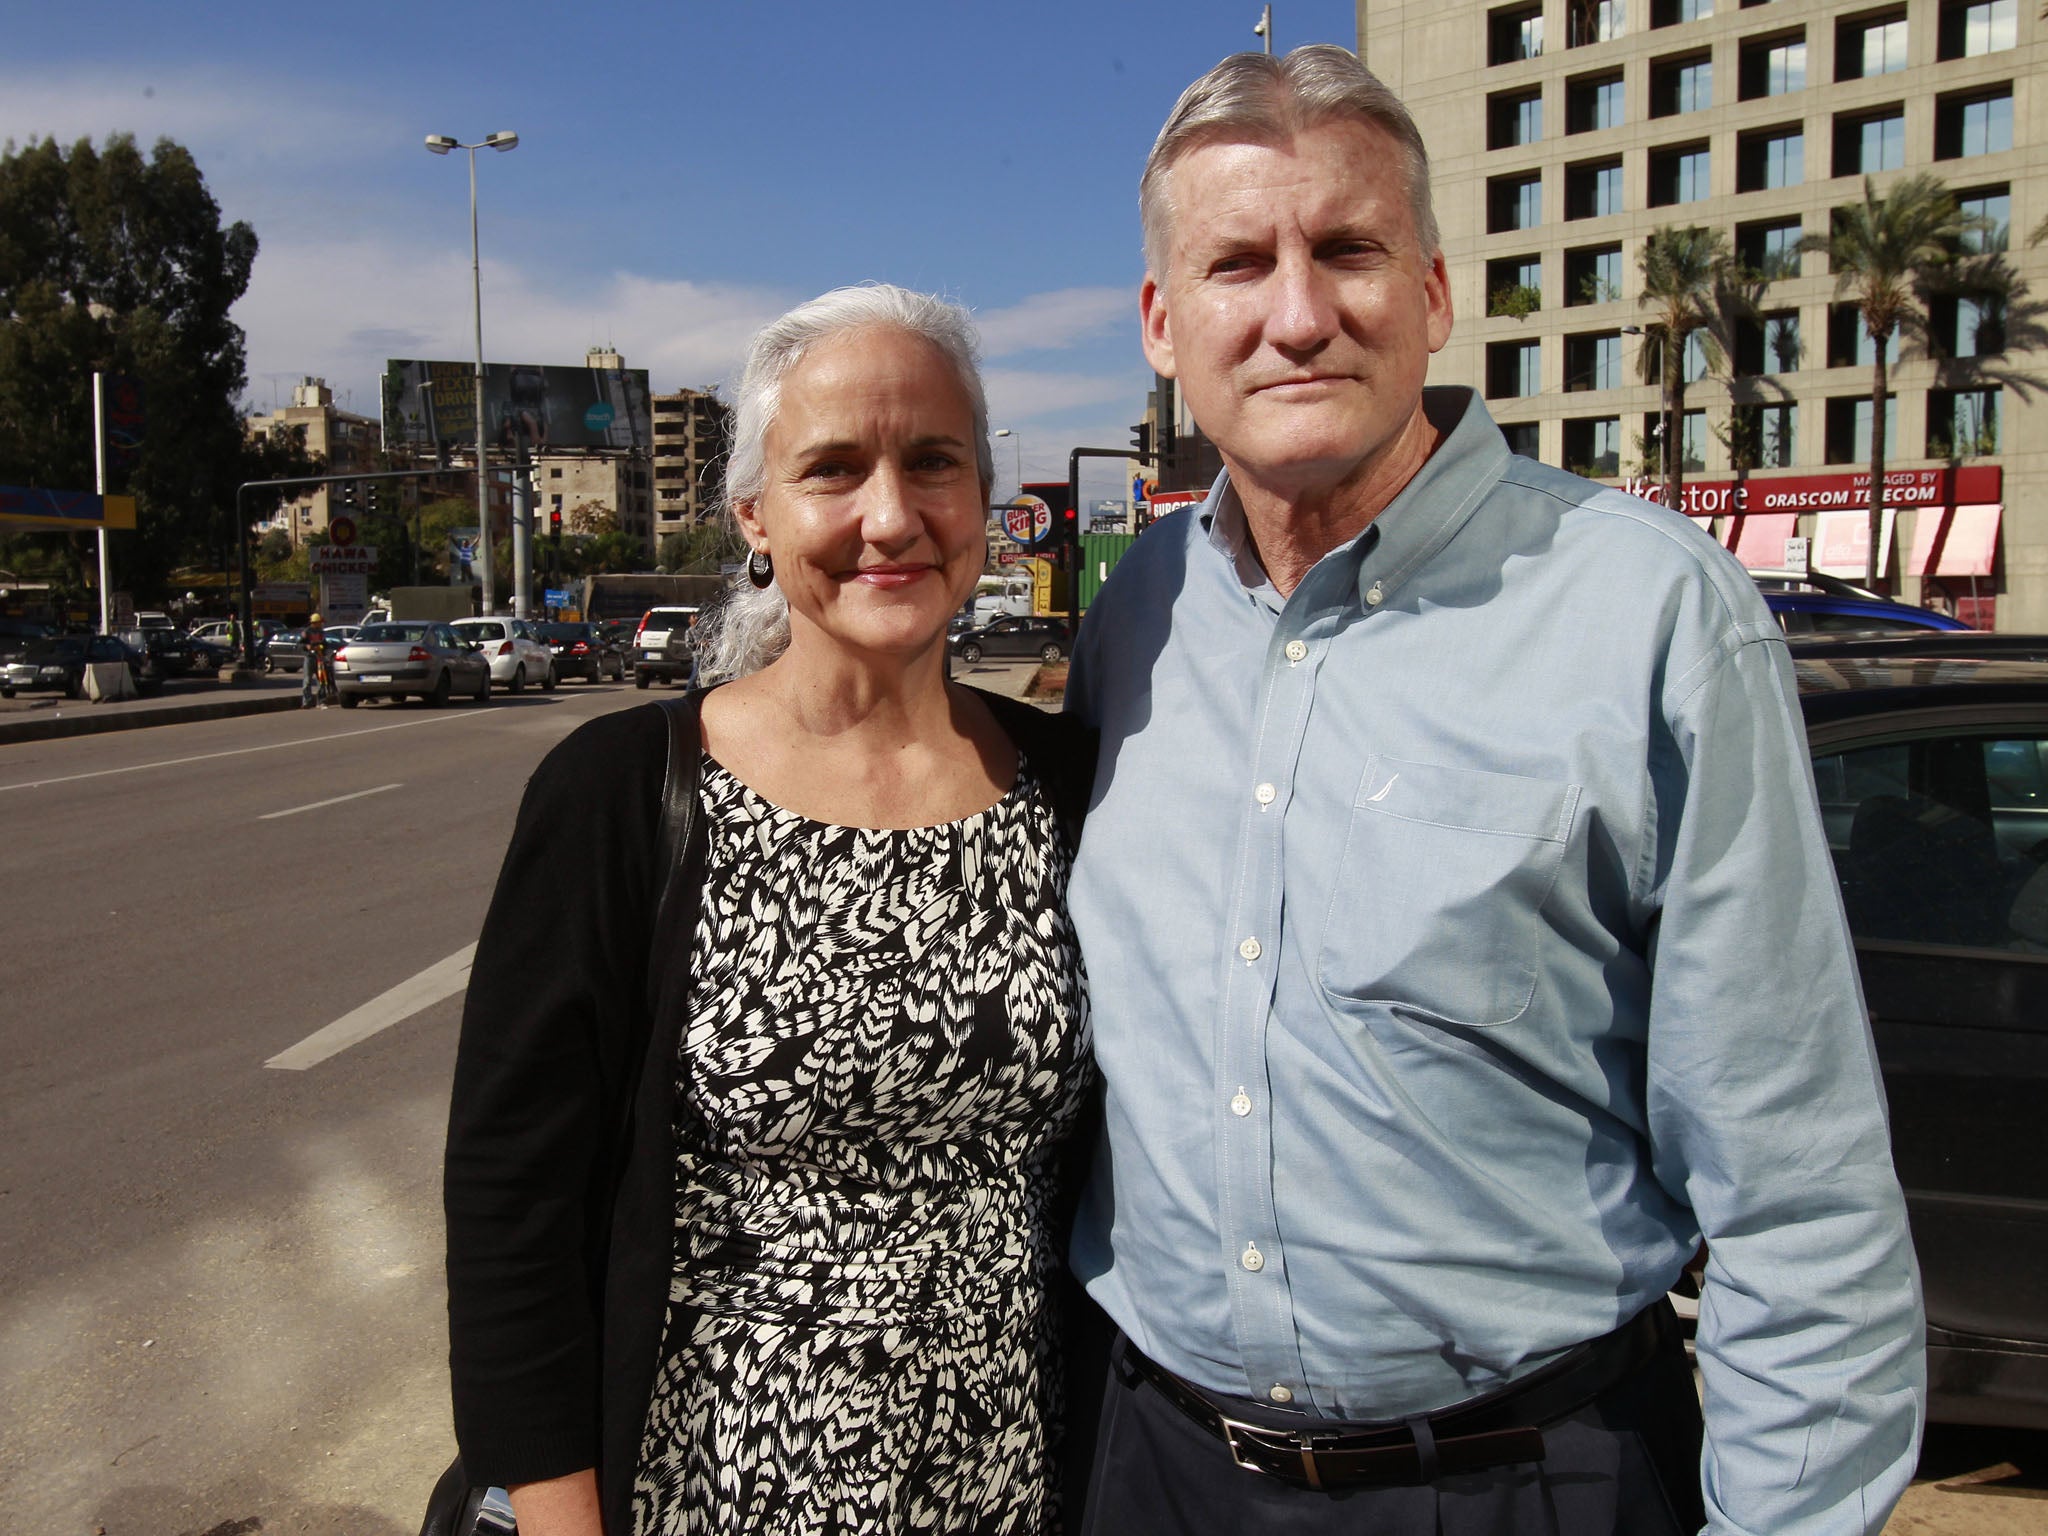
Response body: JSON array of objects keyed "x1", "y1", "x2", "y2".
[
  {"x1": 651, "y1": 387, "x2": 732, "y2": 546},
  {"x1": 1361, "y1": 0, "x2": 2043, "y2": 627},
  {"x1": 245, "y1": 377, "x2": 380, "y2": 545},
  {"x1": 530, "y1": 450, "x2": 653, "y2": 547}
]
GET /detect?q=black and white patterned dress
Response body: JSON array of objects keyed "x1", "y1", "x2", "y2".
[{"x1": 632, "y1": 753, "x2": 1091, "y2": 1536}]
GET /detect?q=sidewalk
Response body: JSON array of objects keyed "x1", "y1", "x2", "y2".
[{"x1": 0, "y1": 673, "x2": 305, "y2": 746}]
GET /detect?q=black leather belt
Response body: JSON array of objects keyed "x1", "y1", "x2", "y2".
[{"x1": 1122, "y1": 1301, "x2": 1674, "y2": 1491}]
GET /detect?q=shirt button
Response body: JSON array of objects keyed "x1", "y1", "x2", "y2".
[
  {"x1": 1237, "y1": 937, "x2": 1261, "y2": 961},
  {"x1": 1269, "y1": 1385, "x2": 1294, "y2": 1404},
  {"x1": 1284, "y1": 639, "x2": 1308, "y2": 663},
  {"x1": 1365, "y1": 582, "x2": 1385, "y2": 606},
  {"x1": 1254, "y1": 782, "x2": 1276, "y2": 805},
  {"x1": 1241, "y1": 1242, "x2": 1265, "y2": 1273},
  {"x1": 1230, "y1": 1090, "x2": 1252, "y2": 1117}
]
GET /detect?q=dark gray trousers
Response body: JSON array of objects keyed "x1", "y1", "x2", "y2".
[{"x1": 1073, "y1": 1329, "x2": 1706, "y2": 1536}]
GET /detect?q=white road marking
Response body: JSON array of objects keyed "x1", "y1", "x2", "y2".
[
  {"x1": 265, "y1": 943, "x2": 477, "y2": 1070},
  {"x1": 258, "y1": 782, "x2": 403, "y2": 820},
  {"x1": 0, "y1": 710, "x2": 477, "y2": 793}
]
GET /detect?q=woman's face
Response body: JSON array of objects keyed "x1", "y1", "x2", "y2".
[{"x1": 739, "y1": 326, "x2": 988, "y2": 670}]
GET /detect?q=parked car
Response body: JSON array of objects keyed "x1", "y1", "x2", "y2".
[
  {"x1": 131, "y1": 628, "x2": 229, "y2": 678},
  {"x1": 537, "y1": 621, "x2": 626, "y2": 683},
  {"x1": 331, "y1": 621, "x2": 492, "y2": 707},
  {"x1": 261, "y1": 628, "x2": 314, "y2": 674},
  {"x1": 1791, "y1": 645, "x2": 2048, "y2": 1428},
  {"x1": 450, "y1": 616, "x2": 556, "y2": 693},
  {"x1": 1752, "y1": 572, "x2": 1971, "y2": 636},
  {"x1": 1, "y1": 634, "x2": 162, "y2": 699},
  {"x1": 1787, "y1": 630, "x2": 2048, "y2": 663},
  {"x1": 0, "y1": 617, "x2": 54, "y2": 665},
  {"x1": 632, "y1": 606, "x2": 700, "y2": 688},
  {"x1": 947, "y1": 614, "x2": 1072, "y2": 666}
]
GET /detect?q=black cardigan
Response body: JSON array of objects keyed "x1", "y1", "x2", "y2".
[{"x1": 444, "y1": 689, "x2": 1097, "y2": 1534}]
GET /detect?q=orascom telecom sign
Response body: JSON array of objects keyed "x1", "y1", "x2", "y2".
[{"x1": 1614, "y1": 464, "x2": 2000, "y2": 515}]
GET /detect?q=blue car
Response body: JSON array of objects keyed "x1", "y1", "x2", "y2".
[{"x1": 1762, "y1": 586, "x2": 1972, "y2": 636}]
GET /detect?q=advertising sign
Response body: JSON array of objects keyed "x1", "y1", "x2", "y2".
[
  {"x1": 253, "y1": 582, "x2": 310, "y2": 616},
  {"x1": 1002, "y1": 495, "x2": 1053, "y2": 548},
  {"x1": 1813, "y1": 509, "x2": 1899, "y2": 577},
  {"x1": 1614, "y1": 465, "x2": 1999, "y2": 516},
  {"x1": 449, "y1": 528, "x2": 482, "y2": 585},
  {"x1": 319, "y1": 574, "x2": 368, "y2": 625},
  {"x1": 0, "y1": 487, "x2": 137, "y2": 530},
  {"x1": 310, "y1": 544, "x2": 378, "y2": 575},
  {"x1": 382, "y1": 359, "x2": 652, "y2": 455}
]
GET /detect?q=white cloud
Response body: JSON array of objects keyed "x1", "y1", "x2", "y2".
[{"x1": 975, "y1": 287, "x2": 1134, "y2": 357}]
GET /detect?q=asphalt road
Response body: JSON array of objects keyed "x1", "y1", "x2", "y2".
[{"x1": 0, "y1": 663, "x2": 2039, "y2": 1534}]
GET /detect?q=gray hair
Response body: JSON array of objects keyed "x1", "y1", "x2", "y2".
[
  {"x1": 1139, "y1": 44, "x2": 1439, "y2": 279},
  {"x1": 695, "y1": 283, "x2": 994, "y2": 684}
]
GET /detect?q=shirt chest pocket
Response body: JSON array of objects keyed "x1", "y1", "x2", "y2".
[{"x1": 1317, "y1": 756, "x2": 1582, "y2": 1028}]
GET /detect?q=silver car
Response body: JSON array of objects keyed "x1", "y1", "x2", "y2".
[{"x1": 333, "y1": 621, "x2": 492, "y2": 708}]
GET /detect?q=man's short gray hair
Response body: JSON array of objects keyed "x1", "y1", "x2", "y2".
[
  {"x1": 695, "y1": 283, "x2": 994, "y2": 684},
  {"x1": 1139, "y1": 44, "x2": 1439, "y2": 278}
]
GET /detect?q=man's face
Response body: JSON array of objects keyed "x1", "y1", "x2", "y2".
[{"x1": 1142, "y1": 119, "x2": 1453, "y2": 500}]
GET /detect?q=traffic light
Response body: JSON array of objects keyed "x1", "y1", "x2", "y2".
[
  {"x1": 1130, "y1": 422, "x2": 1153, "y2": 459},
  {"x1": 337, "y1": 479, "x2": 359, "y2": 512},
  {"x1": 549, "y1": 504, "x2": 562, "y2": 540}
]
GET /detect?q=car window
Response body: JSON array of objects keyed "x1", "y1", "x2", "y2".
[
  {"x1": 1814, "y1": 730, "x2": 2048, "y2": 953},
  {"x1": 1808, "y1": 611, "x2": 1931, "y2": 634},
  {"x1": 461, "y1": 621, "x2": 507, "y2": 640}
]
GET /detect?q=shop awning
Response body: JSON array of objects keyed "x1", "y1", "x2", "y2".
[
  {"x1": 1909, "y1": 503, "x2": 2002, "y2": 577},
  {"x1": 1723, "y1": 513, "x2": 1801, "y2": 570}
]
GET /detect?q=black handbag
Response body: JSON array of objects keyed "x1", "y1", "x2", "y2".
[{"x1": 420, "y1": 695, "x2": 705, "y2": 1536}]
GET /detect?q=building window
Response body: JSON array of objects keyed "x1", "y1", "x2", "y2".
[
  {"x1": 1489, "y1": 173, "x2": 1543, "y2": 232},
  {"x1": 1833, "y1": 107, "x2": 1905, "y2": 176},
  {"x1": 1487, "y1": 340, "x2": 1544, "y2": 398},
  {"x1": 1648, "y1": 142, "x2": 1711, "y2": 206},
  {"x1": 1651, "y1": 0, "x2": 1713, "y2": 24},
  {"x1": 1836, "y1": 10, "x2": 1908, "y2": 80},
  {"x1": 1486, "y1": 254, "x2": 1544, "y2": 315},
  {"x1": 1565, "y1": 243, "x2": 1624, "y2": 304},
  {"x1": 1501, "y1": 421, "x2": 1543, "y2": 458},
  {"x1": 1489, "y1": 2, "x2": 1546, "y2": 62},
  {"x1": 1939, "y1": 0, "x2": 2016, "y2": 58},
  {"x1": 1565, "y1": 157, "x2": 1624, "y2": 219},
  {"x1": 1931, "y1": 291, "x2": 2006, "y2": 357},
  {"x1": 1489, "y1": 88, "x2": 1546, "y2": 148},
  {"x1": 1565, "y1": 330, "x2": 1625, "y2": 391},
  {"x1": 1733, "y1": 309, "x2": 1803, "y2": 374},
  {"x1": 1564, "y1": 415, "x2": 1623, "y2": 475},
  {"x1": 1739, "y1": 31, "x2": 1806, "y2": 97},
  {"x1": 1645, "y1": 410, "x2": 1708, "y2": 473},
  {"x1": 1824, "y1": 395, "x2": 1899, "y2": 462},
  {"x1": 1737, "y1": 216, "x2": 1804, "y2": 278},
  {"x1": 1935, "y1": 88, "x2": 2014, "y2": 159},
  {"x1": 1729, "y1": 402, "x2": 1798, "y2": 467},
  {"x1": 1927, "y1": 387, "x2": 2001, "y2": 456},
  {"x1": 1827, "y1": 304, "x2": 1904, "y2": 366},
  {"x1": 1737, "y1": 125, "x2": 1804, "y2": 191},
  {"x1": 1651, "y1": 52, "x2": 1713, "y2": 116},
  {"x1": 1957, "y1": 184, "x2": 2011, "y2": 252},
  {"x1": 1566, "y1": 70, "x2": 1626, "y2": 133},
  {"x1": 1567, "y1": 0, "x2": 1626, "y2": 47}
]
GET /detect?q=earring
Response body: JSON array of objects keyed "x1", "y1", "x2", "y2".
[{"x1": 746, "y1": 548, "x2": 774, "y2": 589}]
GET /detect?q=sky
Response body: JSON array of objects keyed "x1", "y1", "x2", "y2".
[{"x1": 2, "y1": 0, "x2": 1365, "y2": 509}]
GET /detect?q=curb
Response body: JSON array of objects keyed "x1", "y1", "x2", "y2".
[{"x1": 0, "y1": 691, "x2": 304, "y2": 746}]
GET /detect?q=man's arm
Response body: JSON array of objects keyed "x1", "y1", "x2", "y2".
[{"x1": 1641, "y1": 632, "x2": 1924, "y2": 1536}]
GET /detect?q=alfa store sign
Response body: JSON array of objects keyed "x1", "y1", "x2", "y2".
[{"x1": 1609, "y1": 465, "x2": 2002, "y2": 578}]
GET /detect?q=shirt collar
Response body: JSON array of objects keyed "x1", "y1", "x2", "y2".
[{"x1": 1197, "y1": 387, "x2": 1512, "y2": 610}]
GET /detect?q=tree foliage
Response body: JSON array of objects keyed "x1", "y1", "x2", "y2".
[
  {"x1": 1799, "y1": 175, "x2": 1974, "y2": 585},
  {"x1": 1636, "y1": 226, "x2": 1754, "y2": 516},
  {"x1": 0, "y1": 134, "x2": 310, "y2": 602},
  {"x1": 658, "y1": 518, "x2": 744, "y2": 574}
]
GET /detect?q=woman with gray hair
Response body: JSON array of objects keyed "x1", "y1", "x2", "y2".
[{"x1": 444, "y1": 284, "x2": 1098, "y2": 1535}]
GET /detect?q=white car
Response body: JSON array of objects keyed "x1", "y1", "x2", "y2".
[{"x1": 450, "y1": 616, "x2": 556, "y2": 693}]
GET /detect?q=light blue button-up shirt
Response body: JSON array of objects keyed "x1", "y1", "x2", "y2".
[{"x1": 1066, "y1": 388, "x2": 1923, "y2": 1535}]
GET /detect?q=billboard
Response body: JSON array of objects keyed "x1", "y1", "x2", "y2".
[{"x1": 382, "y1": 359, "x2": 652, "y2": 455}]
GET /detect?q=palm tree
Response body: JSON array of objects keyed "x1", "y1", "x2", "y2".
[
  {"x1": 1798, "y1": 175, "x2": 1972, "y2": 588},
  {"x1": 1636, "y1": 226, "x2": 1741, "y2": 518}
]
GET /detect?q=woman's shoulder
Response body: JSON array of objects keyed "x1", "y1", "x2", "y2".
[
  {"x1": 966, "y1": 688, "x2": 1097, "y2": 843},
  {"x1": 526, "y1": 699, "x2": 687, "y2": 807}
]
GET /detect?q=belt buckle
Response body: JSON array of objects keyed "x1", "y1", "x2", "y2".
[
  {"x1": 1219, "y1": 1417, "x2": 1336, "y2": 1490},
  {"x1": 1218, "y1": 1415, "x2": 1278, "y2": 1478}
]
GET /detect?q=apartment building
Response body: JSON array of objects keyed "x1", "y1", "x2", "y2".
[
  {"x1": 245, "y1": 377, "x2": 380, "y2": 544},
  {"x1": 651, "y1": 387, "x2": 732, "y2": 550},
  {"x1": 1361, "y1": 0, "x2": 2044, "y2": 626}
]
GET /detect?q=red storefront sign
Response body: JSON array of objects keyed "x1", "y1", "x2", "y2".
[{"x1": 1613, "y1": 465, "x2": 2001, "y2": 516}]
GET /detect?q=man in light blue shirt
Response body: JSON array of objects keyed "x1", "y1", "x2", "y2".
[{"x1": 1065, "y1": 45, "x2": 1923, "y2": 1536}]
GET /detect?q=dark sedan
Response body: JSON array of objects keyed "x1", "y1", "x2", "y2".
[
  {"x1": 1792, "y1": 644, "x2": 2048, "y2": 1428},
  {"x1": 535, "y1": 621, "x2": 626, "y2": 683},
  {"x1": 947, "y1": 614, "x2": 1071, "y2": 666},
  {"x1": 1, "y1": 634, "x2": 162, "y2": 699}
]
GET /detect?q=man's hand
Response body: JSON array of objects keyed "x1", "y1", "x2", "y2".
[{"x1": 508, "y1": 1467, "x2": 602, "y2": 1536}]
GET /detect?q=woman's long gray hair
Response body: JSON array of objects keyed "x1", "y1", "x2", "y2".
[{"x1": 694, "y1": 284, "x2": 995, "y2": 684}]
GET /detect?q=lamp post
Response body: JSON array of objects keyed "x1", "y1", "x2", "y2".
[
  {"x1": 992, "y1": 428, "x2": 1023, "y2": 497},
  {"x1": 1622, "y1": 323, "x2": 1674, "y2": 507},
  {"x1": 425, "y1": 129, "x2": 518, "y2": 615},
  {"x1": 1254, "y1": 4, "x2": 1273, "y2": 52}
]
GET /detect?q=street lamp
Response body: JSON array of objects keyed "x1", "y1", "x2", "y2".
[
  {"x1": 992, "y1": 428, "x2": 1023, "y2": 496},
  {"x1": 425, "y1": 129, "x2": 518, "y2": 615},
  {"x1": 1253, "y1": 4, "x2": 1273, "y2": 52}
]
